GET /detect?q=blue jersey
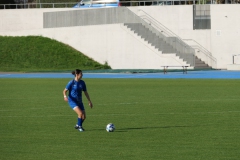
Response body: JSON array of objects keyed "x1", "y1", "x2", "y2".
[{"x1": 66, "y1": 79, "x2": 87, "y2": 103}]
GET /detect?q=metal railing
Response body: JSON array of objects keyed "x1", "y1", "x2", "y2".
[
  {"x1": 136, "y1": 9, "x2": 196, "y2": 66},
  {"x1": 183, "y1": 39, "x2": 217, "y2": 68},
  {"x1": 2, "y1": 3, "x2": 216, "y2": 67},
  {"x1": 1, "y1": 0, "x2": 239, "y2": 9},
  {"x1": 0, "y1": 3, "x2": 76, "y2": 9},
  {"x1": 42, "y1": 7, "x2": 195, "y2": 65},
  {"x1": 137, "y1": 9, "x2": 217, "y2": 68}
]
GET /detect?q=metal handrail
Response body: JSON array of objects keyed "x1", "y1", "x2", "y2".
[
  {"x1": 0, "y1": 1, "x2": 164, "y2": 9},
  {"x1": 1, "y1": 1, "x2": 239, "y2": 9},
  {"x1": 0, "y1": 2, "x2": 77, "y2": 9},
  {"x1": 138, "y1": 10, "x2": 195, "y2": 50},
  {"x1": 124, "y1": 8, "x2": 195, "y2": 66},
  {"x1": 183, "y1": 39, "x2": 217, "y2": 62},
  {"x1": 140, "y1": 16, "x2": 192, "y2": 51},
  {"x1": 137, "y1": 9, "x2": 216, "y2": 67},
  {"x1": 138, "y1": 9, "x2": 191, "y2": 46}
]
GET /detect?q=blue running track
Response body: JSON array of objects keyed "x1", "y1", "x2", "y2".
[{"x1": 0, "y1": 70, "x2": 240, "y2": 79}]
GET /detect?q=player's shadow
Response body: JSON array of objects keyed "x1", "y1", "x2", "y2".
[
  {"x1": 115, "y1": 125, "x2": 191, "y2": 132},
  {"x1": 87, "y1": 125, "x2": 191, "y2": 132}
]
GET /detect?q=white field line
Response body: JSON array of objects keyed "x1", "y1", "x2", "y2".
[
  {"x1": 0, "y1": 98, "x2": 240, "y2": 112},
  {"x1": 0, "y1": 97, "x2": 239, "y2": 101},
  {"x1": 0, "y1": 74, "x2": 11, "y2": 77},
  {"x1": 1, "y1": 111, "x2": 240, "y2": 118},
  {"x1": 0, "y1": 102, "x2": 139, "y2": 111}
]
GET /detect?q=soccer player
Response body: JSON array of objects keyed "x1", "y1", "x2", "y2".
[{"x1": 63, "y1": 69, "x2": 93, "y2": 132}]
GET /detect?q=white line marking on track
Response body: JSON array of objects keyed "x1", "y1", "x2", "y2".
[
  {"x1": 0, "y1": 74, "x2": 11, "y2": 77},
  {"x1": 114, "y1": 74, "x2": 149, "y2": 78}
]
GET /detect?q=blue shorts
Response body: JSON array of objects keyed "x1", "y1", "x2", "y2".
[{"x1": 68, "y1": 100, "x2": 85, "y2": 111}]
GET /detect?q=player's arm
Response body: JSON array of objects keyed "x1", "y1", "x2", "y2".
[
  {"x1": 63, "y1": 88, "x2": 68, "y2": 102},
  {"x1": 84, "y1": 91, "x2": 93, "y2": 108}
]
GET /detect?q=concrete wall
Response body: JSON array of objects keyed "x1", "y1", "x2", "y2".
[
  {"x1": 0, "y1": 5, "x2": 240, "y2": 69},
  {"x1": 0, "y1": 9, "x2": 188, "y2": 69},
  {"x1": 211, "y1": 5, "x2": 240, "y2": 68},
  {"x1": 129, "y1": 5, "x2": 240, "y2": 69}
]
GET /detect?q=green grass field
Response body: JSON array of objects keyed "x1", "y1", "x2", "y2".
[{"x1": 0, "y1": 78, "x2": 240, "y2": 160}]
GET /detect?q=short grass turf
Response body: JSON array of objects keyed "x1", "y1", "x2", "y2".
[
  {"x1": 0, "y1": 36, "x2": 110, "y2": 72},
  {"x1": 0, "y1": 79, "x2": 240, "y2": 160}
]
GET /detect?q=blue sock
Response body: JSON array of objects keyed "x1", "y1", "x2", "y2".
[{"x1": 78, "y1": 118, "x2": 82, "y2": 127}]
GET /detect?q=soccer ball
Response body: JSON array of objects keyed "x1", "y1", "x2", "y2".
[{"x1": 106, "y1": 123, "x2": 115, "y2": 132}]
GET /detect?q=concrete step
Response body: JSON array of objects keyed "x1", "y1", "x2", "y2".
[
  {"x1": 126, "y1": 23, "x2": 179, "y2": 53},
  {"x1": 194, "y1": 57, "x2": 212, "y2": 69},
  {"x1": 124, "y1": 23, "x2": 195, "y2": 66}
]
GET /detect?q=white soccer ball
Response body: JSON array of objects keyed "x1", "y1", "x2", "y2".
[{"x1": 106, "y1": 123, "x2": 115, "y2": 132}]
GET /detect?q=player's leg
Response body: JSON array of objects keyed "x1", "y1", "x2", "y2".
[
  {"x1": 82, "y1": 110, "x2": 86, "y2": 123},
  {"x1": 69, "y1": 101, "x2": 83, "y2": 130},
  {"x1": 78, "y1": 103, "x2": 86, "y2": 123},
  {"x1": 73, "y1": 106, "x2": 84, "y2": 131}
]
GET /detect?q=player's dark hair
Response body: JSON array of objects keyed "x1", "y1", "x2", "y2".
[{"x1": 72, "y1": 69, "x2": 82, "y2": 76}]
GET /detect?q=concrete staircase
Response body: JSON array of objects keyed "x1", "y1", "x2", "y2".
[
  {"x1": 124, "y1": 23, "x2": 176, "y2": 53},
  {"x1": 195, "y1": 57, "x2": 212, "y2": 69},
  {"x1": 124, "y1": 23, "x2": 211, "y2": 69}
]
